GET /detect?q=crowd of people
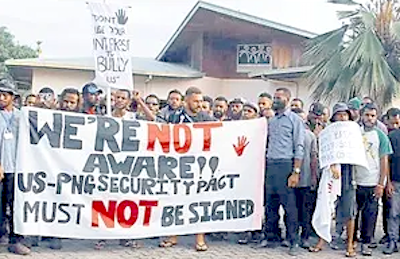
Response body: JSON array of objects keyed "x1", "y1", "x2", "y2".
[{"x1": 1, "y1": 77, "x2": 400, "y2": 257}]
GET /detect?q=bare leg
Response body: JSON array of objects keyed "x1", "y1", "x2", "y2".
[
  {"x1": 309, "y1": 238, "x2": 325, "y2": 252},
  {"x1": 346, "y1": 220, "x2": 356, "y2": 257},
  {"x1": 159, "y1": 236, "x2": 178, "y2": 247},
  {"x1": 195, "y1": 234, "x2": 208, "y2": 251}
]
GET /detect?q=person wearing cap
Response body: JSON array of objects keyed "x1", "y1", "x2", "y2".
[
  {"x1": 242, "y1": 102, "x2": 259, "y2": 120},
  {"x1": 307, "y1": 102, "x2": 327, "y2": 136},
  {"x1": 81, "y1": 82, "x2": 103, "y2": 115},
  {"x1": 37, "y1": 87, "x2": 56, "y2": 110},
  {"x1": 228, "y1": 98, "x2": 244, "y2": 121},
  {"x1": 348, "y1": 97, "x2": 362, "y2": 122},
  {"x1": 0, "y1": 78, "x2": 31, "y2": 255},
  {"x1": 257, "y1": 88, "x2": 305, "y2": 256},
  {"x1": 310, "y1": 103, "x2": 358, "y2": 257}
]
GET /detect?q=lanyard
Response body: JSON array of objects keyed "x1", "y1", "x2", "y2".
[{"x1": 0, "y1": 111, "x2": 15, "y2": 132}]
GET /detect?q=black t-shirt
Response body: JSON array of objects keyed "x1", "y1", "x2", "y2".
[
  {"x1": 389, "y1": 129, "x2": 400, "y2": 182},
  {"x1": 167, "y1": 109, "x2": 215, "y2": 124}
]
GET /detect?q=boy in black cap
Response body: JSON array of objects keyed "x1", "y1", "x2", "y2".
[{"x1": 228, "y1": 98, "x2": 244, "y2": 120}]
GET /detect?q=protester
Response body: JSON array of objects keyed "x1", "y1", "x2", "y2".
[
  {"x1": 292, "y1": 107, "x2": 318, "y2": 249},
  {"x1": 228, "y1": 98, "x2": 243, "y2": 121},
  {"x1": 202, "y1": 95, "x2": 213, "y2": 116},
  {"x1": 37, "y1": 87, "x2": 56, "y2": 109},
  {"x1": 307, "y1": 102, "x2": 327, "y2": 136},
  {"x1": 257, "y1": 88, "x2": 305, "y2": 256},
  {"x1": 145, "y1": 94, "x2": 161, "y2": 116},
  {"x1": 310, "y1": 103, "x2": 357, "y2": 257},
  {"x1": 258, "y1": 92, "x2": 274, "y2": 120},
  {"x1": 290, "y1": 98, "x2": 304, "y2": 109},
  {"x1": 159, "y1": 89, "x2": 183, "y2": 121},
  {"x1": 59, "y1": 88, "x2": 80, "y2": 112},
  {"x1": 212, "y1": 96, "x2": 229, "y2": 121},
  {"x1": 13, "y1": 94, "x2": 22, "y2": 109},
  {"x1": 160, "y1": 87, "x2": 214, "y2": 252},
  {"x1": 0, "y1": 79, "x2": 30, "y2": 255},
  {"x1": 348, "y1": 97, "x2": 362, "y2": 121},
  {"x1": 24, "y1": 94, "x2": 37, "y2": 107},
  {"x1": 361, "y1": 97, "x2": 388, "y2": 134},
  {"x1": 355, "y1": 103, "x2": 392, "y2": 256},
  {"x1": 81, "y1": 83, "x2": 103, "y2": 115},
  {"x1": 386, "y1": 118, "x2": 400, "y2": 254},
  {"x1": 242, "y1": 102, "x2": 258, "y2": 120}
]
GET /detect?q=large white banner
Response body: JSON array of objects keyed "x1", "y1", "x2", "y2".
[
  {"x1": 15, "y1": 108, "x2": 266, "y2": 239},
  {"x1": 88, "y1": 2, "x2": 133, "y2": 90},
  {"x1": 313, "y1": 121, "x2": 368, "y2": 243}
]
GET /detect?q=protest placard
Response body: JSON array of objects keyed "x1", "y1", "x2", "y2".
[
  {"x1": 88, "y1": 2, "x2": 133, "y2": 90},
  {"x1": 14, "y1": 108, "x2": 266, "y2": 239},
  {"x1": 318, "y1": 121, "x2": 368, "y2": 169}
]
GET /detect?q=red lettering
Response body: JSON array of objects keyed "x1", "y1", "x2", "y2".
[
  {"x1": 117, "y1": 200, "x2": 139, "y2": 228},
  {"x1": 92, "y1": 200, "x2": 116, "y2": 228},
  {"x1": 91, "y1": 200, "x2": 158, "y2": 228},
  {"x1": 173, "y1": 124, "x2": 192, "y2": 153},
  {"x1": 193, "y1": 123, "x2": 223, "y2": 151},
  {"x1": 139, "y1": 200, "x2": 158, "y2": 226},
  {"x1": 147, "y1": 124, "x2": 170, "y2": 153}
]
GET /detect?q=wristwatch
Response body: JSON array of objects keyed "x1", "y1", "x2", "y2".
[{"x1": 294, "y1": 168, "x2": 301, "y2": 174}]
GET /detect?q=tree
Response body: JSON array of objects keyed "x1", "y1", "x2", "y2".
[
  {"x1": 0, "y1": 26, "x2": 38, "y2": 80},
  {"x1": 303, "y1": 0, "x2": 400, "y2": 108}
]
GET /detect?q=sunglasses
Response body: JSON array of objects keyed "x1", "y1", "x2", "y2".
[
  {"x1": 38, "y1": 93, "x2": 54, "y2": 101},
  {"x1": 146, "y1": 102, "x2": 159, "y2": 106}
]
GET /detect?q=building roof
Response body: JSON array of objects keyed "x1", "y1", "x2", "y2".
[
  {"x1": 5, "y1": 57, "x2": 204, "y2": 78},
  {"x1": 157, "y1": 1, "x2": 317, "y2": 60},
  {"x1": 249, "y1": 66, "x2": 313, "y2": 80}
]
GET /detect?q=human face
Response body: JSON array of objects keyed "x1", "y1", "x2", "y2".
[
  {"x1": 86, "y1": 92, "x2": 100, "y2": 107},
  {"x1": 333, "y1": 111, "x2": 349, "y2": 122},
  {"x1": 231, "y1": 103, "x2": 243, "y2": 115},
  {"x1": 0, "y1": 92, "x2": 13, "y2": 109},
  {"x1": 25, "y1": 96, "x2": 36, "y2": 107},
  {"x1": 361, "y1": 109, "x2": 377, "y2": 129},
  {"x1": 168, "y1": 93, "x2": 182, "y2": 110},
  {"x1": 272, "y1": 90, "x2": 289, "y2": 111},
  {"x1": 185, "y1": 93, "x2": 203, "y2": 114},
  {"x1": 290, "y1": 100, "x2": 302, "y2": 109},
  {"x1": 146, "y1": 97, "x2": 160, "y2": 114},
  {"x1": 114, "y1": 90, "x2": 130, "y2": 110},
  {"x1": 389, "y1": 115, "x2": 400, "y2": 130},
  {"x1": 37, "y1": 92, "x2": 55, "y2": 109},
  {"x1": 202, "y1": 101, "x2": 212, "y2": 115},
  {"x1": 243, "y1": 107, "x2": 258, "y2": 120},
  {"x1": 258, "y1": 97, "x2": 272, "y2": 110},
  {"x1": 322, "y1": 108, "x2": 330, "y2": 123},
  {"x1": 213, "y1": 100, "x2": 228, "y2": 119},
  {"x1": 61, "y1": 93, "x2": 79, "y2": 112}
]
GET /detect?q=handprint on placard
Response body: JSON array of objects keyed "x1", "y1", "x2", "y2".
[
  {"x1": 233, "y1": 136, "x2": 249, "y2": 157},
  {"x1": 116, "y1": 9, "x2": 128, "y2": 25}
]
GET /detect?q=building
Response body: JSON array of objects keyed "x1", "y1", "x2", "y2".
[{"x1": 6, "y1": 1, "x2": 315, "y2": 104}]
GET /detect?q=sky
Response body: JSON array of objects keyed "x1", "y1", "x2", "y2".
[{"x1": 0, "y1": 0, "x2": 345, "y2": 59}]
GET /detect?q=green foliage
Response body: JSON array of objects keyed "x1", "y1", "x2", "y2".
[{"x1": 303, "y1": 0, "x2": 400, "y2": 107}]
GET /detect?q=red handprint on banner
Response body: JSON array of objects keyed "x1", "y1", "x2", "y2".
[{"x1": 233, "y1": 136, "x2": 249, "y2": 157}]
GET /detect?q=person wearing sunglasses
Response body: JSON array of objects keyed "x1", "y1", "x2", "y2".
[
  {"x1": 37, "y1": 87, "x2": 56, "y2": 110},
  {"x1": 81, "y1": 83, "x2": 103, "y2": 115}
]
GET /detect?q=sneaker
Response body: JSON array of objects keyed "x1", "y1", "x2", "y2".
[
  {"x1": 281, "y1": 239, "x2": 290, "y2": 247},
  {"x1": 368, "y1": 240, "x2": 377, "y2": 249},
  {"x1": 301, "y1": 239, "x2": 311, "y2": 249},
  {"x1": 8, "y1": 243, "x2": 31, "y2": 255},
  {"x1": 361, "y1": 244, "x2": 372, "y2": 256},
  {"x1": 49, "y1": 238, "x2": 62, "y2": 250},
  {"x1": 383, "y1": 240, "x2": 398, "y2": 255},
  {"x1": 288, "y1": 244, "x2": 300, "y2": 256}
]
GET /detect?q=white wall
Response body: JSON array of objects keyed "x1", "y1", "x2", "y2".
[{"x1": 31, "y1": 68, "x2": 310, "y2": 106}]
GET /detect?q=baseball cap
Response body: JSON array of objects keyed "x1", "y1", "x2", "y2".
[
  {"x1": 309, "y1": 102, "x2": 325, "y2": 116},
  {"x1": 0, "y1": 78, "x2": 17, "y2": 95},
  {"x1": 82, "y1": 82, "x2": 103, "y2": 95},
  {"x1": 348, "y1": 97, "x2": 362, "y2": 110},
  {"x1": 230, "y1": 98, "x2": 244, "y2": 105}
]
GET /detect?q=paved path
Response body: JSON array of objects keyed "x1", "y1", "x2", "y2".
[{"x1": 0, "y1": 234, "x2": 397, "y2": 259}]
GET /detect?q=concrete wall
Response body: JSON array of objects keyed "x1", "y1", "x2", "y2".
[{"x1": 30, "y1": 67, "x2": 309, "y2": 106}]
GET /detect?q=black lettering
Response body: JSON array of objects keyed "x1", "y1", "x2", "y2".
[
  {"x1": 238, "y1": 200, "x2": 246, "y2": 218},
  {"x1": 73, "y1": 204, "x2": 84, "y2": 224},
  {"x1": 84, "y1": 175, "x2": 95, "y2": 194},
  {"x1": 42, "y1": 202, "x2": 56, "y2": 223},
  {"x1": 18, "y1": 173, "x2": 33, "y2": 193},
  {"x1": 33, "y1": 172, "x2": 46, "y2": 194},
  {"x1": 157, "y1": 156, "x2": 177, "y2": 179},
  {"x1": 175, "y1": 205, "x2": 184, "y2": 226},
  {"x1": 200, "y1": 202, "x2": 211, "y2": 222},
  {"x1": 83, "y1": 154, "x2": 109, "y2": 174},
  {"x1": 183, "y1": 181, "x2": 194, "y2": 195},
  {"x1": 71, "y1": 175, "x2": 84, "y2": 194},
  {"x1": 226, "y1": 200, "x2": 238, "y2": 220},
  {"x1": 120, "y1": 177, "x2": 129, "y2": 194},
  {"x1": 226, "y1": 174, "x2": 240, "y2": 188},
  {"x1": 161, "y1": 206, "x2": 174, "y2": 227},
  {"x1": 98, "y1": 175, "x2": 109, "y2": 192},
  {"x1": 155, "y1": 180, "x2": 168, "y2": 195},
  {"x1": 58, "y1": 203, "x2": 71, "y2": 224},
  {"x1": 131, "y1": 157, "x2": 156, "y2": 178},
  {"x1": 211, "y1": 200, "x2": 225, "y2": 221},
  {"x1": 121, "y1": 120, "x2": 140, "y2": 151},
  {"x1": 24, "y1": 201, "x2": 39, "y2": 222},
  {"x1": 56, "y1": 173, "x2": 71, "y2": 195},
  {"x1": 189, "y1": 203, "x2": 199, "y2": 224},
  {"x1": 95, "y1": 117, "x2": 120, "y2": 152},
  {"x1": 107, "y1": 154, "x2": 134, "y2": 175},
  {"x1": 142, "y1": 179, "x2": 156, "y2": 195},
  {"x1": 63, "y1": 115, "x2": 84, "y2": 149},
  {"x1": 110, "y1": 177, "x2": 119, "y2": 193},
  {"x1": 179, "y1": 156, "x2": 195, "y2": 179},
  {"x1": 29, "y1": 111, "x2": 62, "y2": 148}
]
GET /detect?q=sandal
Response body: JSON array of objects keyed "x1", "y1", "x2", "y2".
[
  {"x1": 196, "y1": 243, "x2": 208, "y2": 252},
  {"x1": 346, "y1": 250, "x2": 356, "y2": 257},
  {"x1": 95, "y1": 240, "x2": 106, "y2": 250},
  {"x1": 159, "y1": 239, "x2": 177, "y2": 248},
  {"x1": 309, "y1": 246, "x2": 323, "y2": 253}
]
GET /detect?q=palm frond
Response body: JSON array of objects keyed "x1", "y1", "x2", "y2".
[{"x1": 328, "y1": 0, "x2": 359, "y2": 5}]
